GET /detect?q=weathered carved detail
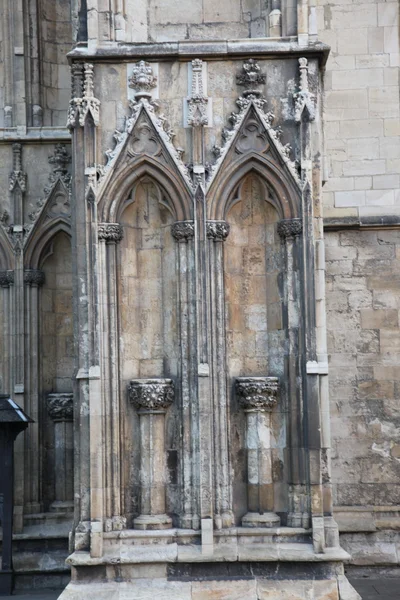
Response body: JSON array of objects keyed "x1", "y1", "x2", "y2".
[
  {"x1": 171, "y1": 221, "x2": 195, "y2": 242},
  {"x1": 128, "y1": 116, "x2": 162, "y2": 156},
  {"x1": 236, "y1": 377, "x2": 279, "y2": 411},
  {"x1": 236, "y1": 59, "x2": 266, "y2": 89},
  {"x1": 9, "y1": 143, "x2": 27, "y2": 191},
  {"x1": 47, "y1": 393, "x2": 74, "y2": 421},
  {"x1": 128, "y1": 379, "x2": 174, "y2": 411},
  {"x1": 206, "y1": 220, "x2": 230, "y2": 242},
  {"x1": 294, "y1": 58, "x2": 316, "y2": 122},
  {"x1": 67, "y1": 63, "x2": 100, "y2": 128},
  {"x1": 0, "y1": 270, "x2": 14, "y2": 287},
  {"x1": 277, "y1": 218, "x2": 303, "y2": 239},
  {"x1": 98, "y1": 223, "x2": 124, "y2": 243},
  {"x1": 128, "y1": 61, "x2": 157, "y2": 98},
  {"x1": 236, "y1": 117, "x2": 270, "y2": 154},
  {"x1": 24, "y1": 269, "x2": 45, "y2": 286},
  {"x1": 187, "y1": 58, "x2": 209, "y2": 127}
]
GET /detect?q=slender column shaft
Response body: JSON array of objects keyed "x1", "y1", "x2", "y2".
[{"x1": 47, "y1": 393, "x2": 74, "y2": 506}]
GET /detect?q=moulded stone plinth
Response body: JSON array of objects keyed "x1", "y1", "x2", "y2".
[
  {"x1": 242, "y1": 511, "x2": 281, "y2": 528},
  {"x1": 133, "y1": 513, "x2": 173, "y2": 531}
]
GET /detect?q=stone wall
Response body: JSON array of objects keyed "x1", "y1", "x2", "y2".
[
  {"x1": 318, "y1": 0, "x2": 400, "y2": 218},
  {"x1": 326, "y1": 227, "x2": 400, "y2": 508}
]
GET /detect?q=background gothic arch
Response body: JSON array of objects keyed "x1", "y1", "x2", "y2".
[{"x1": 24, "y1": 219, "x2": 71, "y2": 269}]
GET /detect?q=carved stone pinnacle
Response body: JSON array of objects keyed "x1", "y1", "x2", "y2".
[
  {"x1": 128, "y1": 378, "x2": 174, "y2": 412},
  {"x1": 236, "y1": 377, "x2": 279, "y2": 411},
  {"x1": 98, "y1": 223, "x2": 124, "y2": 243}
]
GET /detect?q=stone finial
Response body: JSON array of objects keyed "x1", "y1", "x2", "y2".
[
  {"x1": 9, "y1": 143, "x2": 27, "y2": 192},
  {"x1": 49, "y1": 144, "x2": 71, "y2": 178},
  {"x1": 128, "y1": 61, "x2": 157, "y2": 100},
  {"x1": 236, "y1": 377, "x2": 279, "y2": 411},
  {"x1": 206, "y1": 220, "x2": 230, "y2": 242},
  {"x1": 98, "y1": 223, "x2": 124, "y2": 243},
  {"x1": 236, "y1": 59, "x2": 266, "y2": 89},
  {"x1": 128, "y1": 379, "x2": 174, "y2": 411},
  {"x1": 24, "y1": 269, "x2": 45, "y2": 286},
  {"x1": 171, "y1": 221, "x2": 195, "y2": 243},
  {"x1": 187, "y1": 58, "x2": 209, "y2": 127},
  {"x1": 0, "y1": 270, "x2": 14, "y2": 287},
  {"x1": 47, "y1": 393, "x2": 74, "y2": 421},
  {"x1": 294, "y1": 58, "x2": 315, "y2": 122},
  {"x1": 277, "y1": 218, "x2": 303, "y2": 239}
]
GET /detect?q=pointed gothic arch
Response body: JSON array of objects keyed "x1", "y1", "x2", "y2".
[
  {"x1": 24, "y1": 218, "x2": 71, "y2": 269},
  {"x1": 0, "y1": 228, "x2": 14, "y2": 270}
]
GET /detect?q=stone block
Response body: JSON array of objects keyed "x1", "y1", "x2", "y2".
[
  {"x1": 368, "y1": 27, "x2": 384, "y2": 53},
  {"x1": 339, "y1": 119, "x2": 383, "y2": 139},
  {"x1": 365, "y1": 189, "x2": 395, "y2": 205},
  {"x1": 192, "y1": 580, "x2": 257, "y2": 599},
  {"x1": 373, "y1": 174, "x2": 400, "y2": 189},
  {"x1": 354, "y1": 176, "x2": 372, "y2": 190},
  {"x1": 347, "y1": 138, "x2": 379, "y2": 160},
  {"x1": 337, "y1": 29, "x2": 368, "y2": 55},
  {"x1": 204, "y1": 0, "x2": 241, "y2": 22},
  {"x1": 335, "y1": 191, "x2": 365, "y2": 207},
  {"x1": 331, "y1": 5, "x2": 377, "y2": 29},
  {"x1": 342, "y1": 160, "x2": 385, "y2": 176},
  {"x1": 325, "y1": 90, "x2": 368, "y2": 110},
  {"x1": 369, "y1": 86, "x2": 400, "y2": 118},
  {"x1": 355, "y1": 54, "x2": 390, "y2": 69},
  {"x1": 384, "y1": 26, "x2": 399, "y2": 54},
  {"x1": 332, "y1": 68, "x2": 383, "y2": 90},
  {"x1": 149, "y1": 1, "x2": 202, "y2": 25},
  {"x1": 380, "y1": 138, "x2": 400, "y2": 159},
  {"x1": 360, "y1": 309, "x2": 398, "y2": 329}
]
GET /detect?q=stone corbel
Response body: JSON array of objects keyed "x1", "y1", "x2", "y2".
[
  {"x1": 171, "y1": 221, "x2": 195, "y2": 243},
  {"x1": 128, "y1": 378, "x2": 174, "y2": 530},
  {"x1": 24, "y1": 269, "x2": 45, "y2": 287},
  {"x1": 236, "y1": 376, "x2": 281, "y2": 528},
  {"x1": 0, "y1": 270, "x2": 14, "y2": 287},
  {"x1": 98, "y1": 223, "x2": 124, "y2": 244},
  {"x1": 277, "y1": 218, "x2": 303, "y2": 239},
  {"x1": 206, "y1": 220, "x2": 230, "y2": 242}
]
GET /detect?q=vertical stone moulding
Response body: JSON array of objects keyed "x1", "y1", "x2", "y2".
[
  {"x1": 128, "y1": 378, "x2": 174, "y2": 530},
  {"x1": 236, "y1": 377, "x2": 280, "y2": 527},
  {"x1": 47, "y1": 393, "x2": 74, "y2": 512}
]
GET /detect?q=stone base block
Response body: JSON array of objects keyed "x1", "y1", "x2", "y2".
[
  {"x1": 242, "y1": 511, "x2": 281, "y2": 528},
  {"x1": 57, "y1": 576, "x2": 360, "y2": 599},
  {"x1": 133, "y1": 514, "x2": 173, "y2": 530}
]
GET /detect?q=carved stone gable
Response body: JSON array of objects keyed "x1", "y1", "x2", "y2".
[{"x1": 128, "y1": 114, "x2": 162, "y2": 158}]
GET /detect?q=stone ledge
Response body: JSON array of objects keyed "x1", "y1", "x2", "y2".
[
  {"x1": 67, "y1": 39, "x2": 330, "y2": 65},
  {"x1": 324, "y1": 215, "x2": 400, "y2": 231},
  {"x1": 0, "y1": 128, "x2": 70, "y2": 142}
]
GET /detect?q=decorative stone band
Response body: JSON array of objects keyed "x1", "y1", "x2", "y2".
[
  {"x1": 24, "y1": 269, "x2": 45, "y2": 287},
  {"x1": 128, "y1": 378, "x2": 174, "y2": 412},
  {"x1": 171, "y1": 221, "x2": 195, "y2": 243},
  {"x1": 277, "y1": 218, "x2": 302, "y2": 239},
  {"x1": 47, "y1": 393, "x2": 74, "y2": 422},
  {"x1": 206, "y1": 220, "x2": 230, "y2": 242},
  {"x1": 236, "y1": 376, "x2": 279, "y2": 411},
  {"x1": 98, "y1": 223, "x2": 124, "y2": 243},
  {"x1": 0, "y1": 270, "x2": 14, "y2": 287}
]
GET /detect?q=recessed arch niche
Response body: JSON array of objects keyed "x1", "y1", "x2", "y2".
[
  {"x1": 117, "y1": 176, "x2": 180, "y2": 523},
  {"x1": 224, "y1": 172, "x2": 287, "y2": 522}
]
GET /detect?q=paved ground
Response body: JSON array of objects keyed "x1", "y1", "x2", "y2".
[{"x1": 2, "y1": 579, "x2": 399, "y2": 598}]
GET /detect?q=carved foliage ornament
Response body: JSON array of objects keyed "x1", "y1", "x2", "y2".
[
  {"x1": 0, "y1": 270, "x2": 14, "y2": 287},
  {"x1": 187, "y1": 59, "x2": 209, "y2": 127},
  {"x1": 128, "y1": 379, "x2": 174, "y2": 411},
  {"x1": 206, "y1": 221, "x2": 230, "y2": 242},
  {"x1": 47, "y1": 393, "x2": 74, "y2": 421},
  {"x1": 236, "y1": 377, "x2": 279, "y2": 411},
  {"x1": 98, "y1": 223, "x2": 124, "y2": 243},
  {"x1": 9, "y1": 143, "x2": 27, "y2": 192},
  {"x1": 236, "y1": 59, "x2": 266, "y2": 89},
  {"x1": 294, "y1": 58, "x2": 315, "y2": 122},
  {"x1": 128, "y1": 60, "x2": 157, "y2": 96},
  {"x1": 67, "y1": 63, "x2": 100, "y2": 129},
  {"x1": 24, "y1": 269, "x2": 45, "y2": 286},
  {"x1": 277, "y1": 218, "x2": 303, "y2": 239},
  {"x1": 171, "y1": 221, "x2": 195, "y2": 243}
]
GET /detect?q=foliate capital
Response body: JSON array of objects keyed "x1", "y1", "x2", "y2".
[
  {"x1": 236, "y1": 377, "x2": 279, "y2": 411},
  {"x1": 128, "y1": 378, "x2": 174, "y2": 412},
  {"x1": 206, "y1": 220, "x2": 230, "y2": 242},
  {"x1": 171, "y1": 221, "x2": 195, "y2": 243},
  {"x1": 24, "y1": 269, "x2": 45, "y2": 286},
  {"x1": 0, "y1": 270, "x2": 14, "y2": 287},
  {"x1": 47, "y1": 393, "x2": 74, "y2": 421},
  {"x1": 277, "y1": 218, "x2": 302, "y2": 239},
  {"x1": 98, "y1": 223, "x2": 124, "y2": 243}
]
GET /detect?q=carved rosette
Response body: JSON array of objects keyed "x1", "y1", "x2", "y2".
[
  {"x1": 47, "y1": 393, "x2": 74, "y2": 422},
  {"x1": 24, "y1": 269, "x2": 45, "y2": 287},
  {"x1": 98, "y1": 223, "x2": 124, "y2": 243},
  {"x1": 0, "y1": 270, "x2": 14, "y2": 287},
  {"x1": 277, "y1": 218, "x2": 303, "y2": 239},
  {"x1": 206, "y1": 220, "x2": 230, "y2": 242},
  {"x1": 236, "y1": 377, "x2": 279, "y2": 411},
  {"x1": 171, "y1": 221, "x2": 195, "y2": 243},
  {"x1": 128, "y1": 379, "x2": 174, "y2": 412}
]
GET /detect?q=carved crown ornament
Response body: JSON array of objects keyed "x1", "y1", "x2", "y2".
[
  {"x1": 128, "y1": 60, "x2": 157, "y2": 98},
  {"x1": 236, "y1": 377, "x2": 279, "y2": 411},
  {"x1": 47, "y1": 393, "x2": 74, "y2": 421},
  {"x1": 128, "y1": 378, "x2": 174, "y2": 412}
]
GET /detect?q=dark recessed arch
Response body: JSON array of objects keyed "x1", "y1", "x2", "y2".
[{"x1": 24, "y1": 218, "x2": 71, "y2": 269}]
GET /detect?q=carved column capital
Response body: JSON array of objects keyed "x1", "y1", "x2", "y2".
[
  {"x1": 0, "y1": 270, "x2": 14, "y2": 287},
  {"x1": 24, "y1": 269, "x2": 45, "y2": 287},
  {"x1": 47, "y1": 393, "x2": 74, "y2": 422},
  {"x1": 206, "y1": 220, "x2": 230, "y2": 242},
  {"x1": 236, "y1": 377, "x2": 279, "y2": 411},
  {"x1": 128, "y1": 378, "x2": 174, "y2": 412},
  {"x1": 171, "y1": 221, "x2": 195, "y2": 243},
  {"x1": 98, "y1": 223, "x2": 124, "y2": 243},
  {"x1": 277, "y1": 218, "x2": 302, "y2": 239}
]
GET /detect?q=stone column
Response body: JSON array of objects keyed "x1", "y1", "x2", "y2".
[
  {"x1": 236, "y1": 377, "x2": 280, "y2": 528},
  {"x1": 128, "y1": 378, "x2": 174, "y2": 530},
  {"x1": 47, "y1": 393, "x2": 74, "y2": 511}
]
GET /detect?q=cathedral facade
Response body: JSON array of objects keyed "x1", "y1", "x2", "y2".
[{"x1": 0, "y1": 1, "x2": 399, "y2": 598}]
